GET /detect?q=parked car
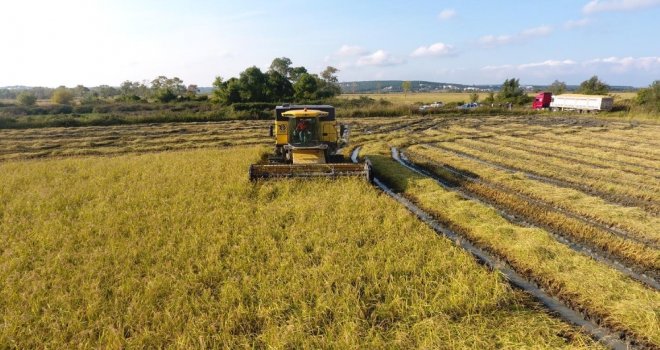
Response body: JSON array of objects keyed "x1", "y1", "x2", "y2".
[
  {"x1": 419, "y1": 101, "x2": 444, "y2": 112},
  {"x1": 457, "y1": 102, "x2": 479, "y2": 109}
]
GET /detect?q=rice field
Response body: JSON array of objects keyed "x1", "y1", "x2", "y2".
[
  {"x1": 0, "y1": 145, "x2": 603, "y2": 348},
  {"x1": 0, "y1": 121, "x2": 272, "y2": 162},
  {"x1": 0, "y1": 112, "x2": 658, "y2": 348},
  {"x1": 353, "y1": 114, "x2": 660, "y2": 347}
]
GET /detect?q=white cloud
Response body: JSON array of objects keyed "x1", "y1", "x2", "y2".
[
  {"x1": 479, "y1": 25, "x2": 552, "y2": 48},
  {"x1": 438, "y1": 9, "x2": 457, "y2": 21},
  {"x1": 336, "y1": 45, "x2": 366, "y2": 57},
  {"x1": 518, "y1": 60, "x2": 577, "y2": 69},
  {"x1": 564, "y1": 18, "x2": 592, "y2": 29},
  {"x1": 480, "y1": 59, "x2": 580, "y2": 81},
  {"x1": 478, "y1": 35, "x2": 513, "y2": 47},
  {"x1": 585, "y1": 56, "x2": 660, "y2": 72},
  {"x1": 521, "y1": 26, "x2": 553, "y2": 37},
  {"x1": 356, "y1": 50, "x2": 404, "y2": 66},
  {"x1": 410, "y1": 42, "x2": 455, "y2": 57},
  {"x1": 583, "y1": 0, "x2": 660, "y2": 13},
  {"x1": 481, "y1": 57, "x2": 660, "y2": 76},
  {"x1": 481, "y1": 64, "x2": 515, "y2": 71}
]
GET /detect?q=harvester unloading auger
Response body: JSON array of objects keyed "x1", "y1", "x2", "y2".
[{"x1": 249, "y1": 105, "x2": 372, "y2": 181}]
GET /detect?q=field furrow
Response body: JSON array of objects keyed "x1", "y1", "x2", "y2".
[
  {"x1": 434, "y1": 141, "x2": 660, "y2": 213},
  {"x1": 487, "y1": 135, "x2": 659, "y2": 177},
  {"x1": 453, "y1": 138, "x2": 660, "y2": 193},
  {"x1": 359, "y1": 141, "x2": 660, "y2": 348},
  {"x1": 531, "y1": 134, "x2": 660, "y2": 162},
  {"x1": 407, "y1": 144, "x2": 660, "y2": 245},
  {"x1": 404, "y1": 146, "x2": 660, "y2": 280}
]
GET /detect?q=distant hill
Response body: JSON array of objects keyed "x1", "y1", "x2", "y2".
[
  {"x1": 0, "y1": 86, "x2": 33, "y2": 90},
  {"x1": 339, "y1": 81, "x2": 488, "y2": 93},
  {"x1": 2, "y1": 83, "x2": 636, "y2": 95},
  {"x1": 339, "y1": 80, "x2": 636, "y2": 93}
]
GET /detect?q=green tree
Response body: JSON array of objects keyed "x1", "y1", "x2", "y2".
[
  {"x1": 81, "y1": 92, "x2": 100, "y2": 104},
  {"x1": 320, "y1": 66, "x2": 339, "y2": 83},
  {"x1": 578, "y1": 75, "x2": 609, "y2": 95},
  {"x1": 402, "y1": 81, "x2": 412, "y2": 95},
  {"x1": 73, "y1": 85, "x2": 89, "y2": 98},
  {"x1": 16, "y1": 91, "x2": 37, "y2": 106},
  {"x1": 51, "y1": 86, "x2": 74, "y2": 104},
  {"x1": 266, "y1": 71, "x2": 294, "y2": 102},
  {"x1": 211, "y1": 76, "x2": 225, "y2": 103},
  {"x1": 269, "y1": 57, "x2": 309, "y2": 83},
  {"x1": 270, "y1": 57, "x2": 293, "y2": 78},
  {"x1": 96, "y1": 85, "x2": 120, "y2": 99},
  {"x1": 289, "y1": 66, "x2": 308, "y2": 83},
  {"x1": 548, "y1": 80, "x2": 567, "y2": 95},
  {"x1": 119, "y1": 80, "x2": 143, "y2": 101},
  {"x1": 314, "y1": 76, "x2": 340, "y2": 99},
  {"x1": 497, "y1": 78, "x2": 531, "y2": 105},
  {"x1": 636, "y1": 80, "x2": 660, "y2": 112},
  {"x1": 498, "y1": 78, "x2": 523, "y2": 99},
  {"x1": 470, "y1": 93, "x2": 479, "y2": 103},
  {"x1": 238, "y1": 66, "x2": 268, "y2": 102},
  {"x1": 212, "y1": 76, "x2": 243, "y2": 105},
  {"x1": 212, "y1": 59, "x2": 335, "y2": 104},
  {"x1": 151, "y1": 76, "x2": 186, "y2": 102},
  {"x1": 186, "y1": 84, "x2": 199, "y2": 99},
  {"x1": 317, "y1": 66, "x2": 341, "y2": 99},
  {"x1": 154, "y1": 89, "x2": 176, "y2": 103},
  {"x1": 294, "y1": 73, "x2": 318, "y2": 101}
]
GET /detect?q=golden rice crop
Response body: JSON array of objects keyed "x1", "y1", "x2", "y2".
[{"x1": 0, "y1": 147, "x2": 599, "y2": 348}]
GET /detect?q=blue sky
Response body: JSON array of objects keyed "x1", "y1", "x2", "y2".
[{"x1": 1, "y1": 0, "x2": 659, "y2": 87}]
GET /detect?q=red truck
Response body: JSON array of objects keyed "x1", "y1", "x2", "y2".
[
  {"x1": 532, "y1": 92, "x2": 613, "y2": 112},
  {"x1": 532, "y1": 92, "x2": 552, "y2": 109}
]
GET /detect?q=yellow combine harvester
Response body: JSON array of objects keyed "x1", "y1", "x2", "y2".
[{"x1": 249, "y1": 104, "x2": 371, "y2": 181}]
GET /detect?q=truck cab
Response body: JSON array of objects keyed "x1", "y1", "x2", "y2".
[{"x1": 532, "y1": 92, "x2": 552, "y2": 109}]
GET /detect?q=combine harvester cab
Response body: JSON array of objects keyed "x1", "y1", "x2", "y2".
[{"x1": 249, "y1": 105, "x2": 372, "y2": 181}]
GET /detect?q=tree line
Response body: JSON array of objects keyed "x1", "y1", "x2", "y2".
[
  {"x1": 8, "y1": 78, "x2": 204, "y2": 106},
  {"x1": 4, "y1": 57, "x2": 341, "y2": 107},
  {"x1": 211, "y1": 57, "x2": 340, "y2": 105},
  {"x1": 2, "y1": 65, "x2": 658, "y2": 113}
]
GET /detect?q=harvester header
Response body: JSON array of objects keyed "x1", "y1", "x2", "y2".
[{"x1": 249, "y1": 104, "x2": 371, "y2": 181}]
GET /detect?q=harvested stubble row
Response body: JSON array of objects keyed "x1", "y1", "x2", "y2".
[
  {"x1": 407, "y1": 144, "x2": 660, "y2": 246},
  {"x1": 438, "y1": 140, "x2": 660, "y2": 213},
  {"x1": 405, "y1": 145, "x2": 660, "y2": 278},
  {"x1": 359, "y1": 141, "x2": 660, "y2": 348},
  {"x1": 453, "y1": 138, "x2": 660, "y2": 195},
  {"x1": 483, "y1": 135, "x2": 658, "y2": 178},
  {"x1": 532, "y1": 133, "x2": 660, "y2": 163},
  {"x1": 0, "y1": 121, "x2": 271, "y2": 161}
]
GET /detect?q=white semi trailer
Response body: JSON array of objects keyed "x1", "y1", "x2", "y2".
[{"x1": 549, "y1": 94, "x2": 613, "y2": 112}]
